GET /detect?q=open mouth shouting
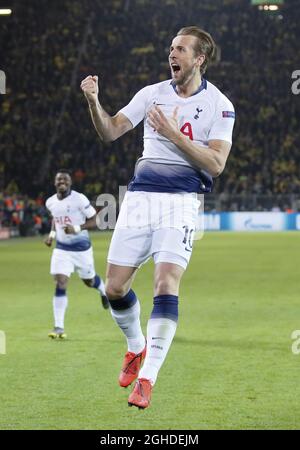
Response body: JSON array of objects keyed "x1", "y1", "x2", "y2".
[{"x1": 171, "y1": 62, "x2": 181, "y2": 76}]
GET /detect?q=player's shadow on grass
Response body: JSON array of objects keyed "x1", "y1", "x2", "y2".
[{"x1": 174, "y1": 336, "x2": 286, "y2": 352}]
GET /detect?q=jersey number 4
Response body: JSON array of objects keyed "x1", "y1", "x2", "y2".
[{"x1": 180, "y1": 122, "x2": 194, "y2": 141}]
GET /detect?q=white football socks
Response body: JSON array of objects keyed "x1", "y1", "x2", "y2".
[
  {"x1": 138, "y1": 318, "x2": 177, "y2": 385},
  {"x1": 53, "y1": 295, "x2": 68, "y2": 329},
  {"x1": 110, "y1": 300, "x2": 145, "y2": 354}
]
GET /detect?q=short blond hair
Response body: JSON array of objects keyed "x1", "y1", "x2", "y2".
[{"x1": 177, "y1": 26, "x2": 216, "y2": 74}]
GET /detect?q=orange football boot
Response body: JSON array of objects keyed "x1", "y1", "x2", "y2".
[
  {"x1": 119, "y1": 346, "x2": 146, "y2": 387},
  {"x1": 128, "y1": 378, "x2": 152, "y2": 409}
]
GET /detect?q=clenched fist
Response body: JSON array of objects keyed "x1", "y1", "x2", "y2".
[
  {"x1": 44, "y1": 236, "x2": 53, "y2": 247},
  {"x1": 80, "y1": 75, "x2": 99, "y2": 105}
]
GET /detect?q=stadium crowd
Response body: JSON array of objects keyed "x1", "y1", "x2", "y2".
[
  {"x1": 1, "y1": 0, "x2": 300, "y2": 232},
  {"x1": 0, "y1": 191, "x2": 50, "y2": 235}
]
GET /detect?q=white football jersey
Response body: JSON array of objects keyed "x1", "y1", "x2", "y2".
[
  {"x1": 46, "y1": 190, "x2": 96, "y2": 251},
  {"x1": 119, "y1": 78, "x2": 235, "y2": 193}
]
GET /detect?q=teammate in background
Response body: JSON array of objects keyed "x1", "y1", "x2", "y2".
[
  {"x1": 81, "y1": 26, "x2": 235, "y2": 408},
  {"x1": 45, "y1": 170, "x2": 109, "y2": 339}
]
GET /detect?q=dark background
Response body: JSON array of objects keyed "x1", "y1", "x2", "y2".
[{"x1": 0, "y1": 0, "x2": 299, "y2": 202}]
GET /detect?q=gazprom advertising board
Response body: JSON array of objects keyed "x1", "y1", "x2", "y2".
[{"x1": 203, "y1": 213, "x2": 300, "y2": 231}]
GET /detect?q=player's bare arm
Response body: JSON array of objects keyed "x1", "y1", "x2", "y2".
[
  {"x1": 44, "y1": 218, "x2": 56, "y2": 247},
  {"x1": 63, "y1": 214, "x2": 97, "y2": 235},
  {"x1": 147, "y1": 105, "x2": 231, "y2": 177},
  {"x1": 80, "y1": 75, "x2": 132, "y2": 143}
]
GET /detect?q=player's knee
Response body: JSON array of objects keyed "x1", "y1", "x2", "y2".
[
  {"x1": 105, "y1": 279, "x2": 127, "y2": 299},
  {"x1": 54, "y1": 274, "x2": 69, "y2": 290}
]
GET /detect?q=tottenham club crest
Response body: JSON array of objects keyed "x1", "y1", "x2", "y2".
[{"x1": 194, "y1": 107, "x2": 203, "y2": 120}]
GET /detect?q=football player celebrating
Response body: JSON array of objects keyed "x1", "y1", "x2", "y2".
[
  {"x1": 81, "y1": 26, "x2": 235, "y2": 408},
  {"x1": 45, "y1": 169, "x2": 109, "y2": 339}
]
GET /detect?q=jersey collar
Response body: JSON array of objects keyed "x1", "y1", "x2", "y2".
[
  {"x1": 170, "y1": 77, "x2": 207, "y2": 97},
  {"x1": 56, "y1": 189, "x2": 72, "y2": 201}
]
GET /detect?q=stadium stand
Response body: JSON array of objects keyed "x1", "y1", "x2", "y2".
[{"x1": 1, "y1": 0, "x2": 300, "y2": 234}]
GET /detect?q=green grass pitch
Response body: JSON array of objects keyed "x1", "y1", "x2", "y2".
[{"x1": 1, "y1": 231, "x2": 300, "y2": 430}]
